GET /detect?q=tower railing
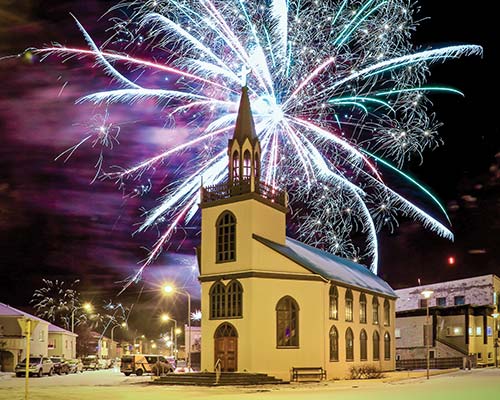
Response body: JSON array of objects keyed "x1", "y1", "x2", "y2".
[{"x1": 201, "y1": 178, "x2": 287, "y2": 208}]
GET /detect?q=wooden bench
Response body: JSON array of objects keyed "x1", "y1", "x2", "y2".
[{"x1": 291, "y1": 367, "x2": 327, "y2": 382}]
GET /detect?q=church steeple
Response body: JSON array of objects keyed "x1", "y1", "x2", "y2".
[{"x1": 228, "y1": 86, "x2": 261, "y2": 191}]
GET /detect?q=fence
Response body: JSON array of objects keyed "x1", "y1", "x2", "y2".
[{"x1": 396, "y1": 357, "x2": 465, "y2": 370}]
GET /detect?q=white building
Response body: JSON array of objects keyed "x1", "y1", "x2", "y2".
[{"x1": 48, "y1": 324, "x2": 77, "y2": 359}]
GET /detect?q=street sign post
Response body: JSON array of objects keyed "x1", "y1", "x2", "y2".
[{"x1": 17, "y1": 318, "x2": 39, "y2": 400}]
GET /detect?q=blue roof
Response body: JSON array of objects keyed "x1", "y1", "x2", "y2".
[{"x1": 254, "y1": 235, "x2": 396, "y2": 298}]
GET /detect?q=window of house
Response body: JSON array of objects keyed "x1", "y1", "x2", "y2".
[
  {"x1": 384, "y1": 332, "x2": 391, "y2": 360},
  {"x1": 329, "y1": 285, "x2": 339, "y2": 320},
  {"x1": 468, "y1": 327, "x2": 473, "y2": 336},
  {"x1": 360, "y1": 329, "x2": 368, "y2": 361},
  {"x1": 345, "y1": 289, "x2": 353, "y2": 322},
  {"x1": 419, "y1": 299, "x2": 428, "y2": 308},
  {"x1": 227, "y1": 280, "x2": 243, "y2": 318},
  {"x1": 329, "y1": 325, "x2": 339, "y2": 362},
  {"x1": 477, "y1": 352, "x2": 482, "y2": 359},
  {"x1": 383, "y1": 299, "x2": 390, "y2": 326},
  {"x1": 39, "y1": 330, "x2": 44, "y2": 342},
  {"x1": 436, "y1": 297, "x2": 447, "y2": 307},
  {"x1": 254, "y1": 154, "x2": 260, "y2": 179},
  {"x1": 372, "y1": 296, "x2": 379, "y2": 325},
  {"x1": 373, "y1": 331, "x2": 380, "y2": 361},
  {"x1": 359, "y1": 293, "x2": 367, "y2": 324},
  {"x1": 395, "y1": 328, "x2": 401, "y2": 338},
  {"x1": 345, "y1": 328, "x2": 354, "y2": 361},
  {"x1": 454, "y1": 296, "x2": 465, "y2": 305},
  {"x1": 48, "y1": 339, "x2": 55, "y2": 349},
  {"x1": 276, "y1": 296, "x2": 299, "y2": 348},
  {"x1": 476, "y1": 326, "x2": 482, "y2": 336},
  {"x1": 216, "y1": 211, "x2": 236, "y2": 263},
  {"x1": 210, "y1": 281, "x2": 226, "y2": 319},
  {"x1": 487, "y1": 326, "x2": 493, "y2": 336}
]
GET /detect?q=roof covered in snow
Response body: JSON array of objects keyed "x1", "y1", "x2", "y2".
[
  {"x1": 49, "y1": 323, "x2": 77, "y2": 336},
  {"x1": 0, "y1": 302, "x2": 49, "y2": 324},
  {"x1": 254, "y1": 235, "x2": 397, "y2": 298}
]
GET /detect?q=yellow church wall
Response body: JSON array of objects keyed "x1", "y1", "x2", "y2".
[
  {"x1": 200, "y1": 199, "x2": 286, "y2": 276},
  {"x1": 200, "y1": 276, "x2": 395, "y2": 380}
]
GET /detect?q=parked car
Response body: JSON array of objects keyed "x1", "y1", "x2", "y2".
[
  {"x1": 67, "y1": 358, "x2": 84, "y2": 373},
  {"x1": 82, "y1": 355, "x2": 99, "y2": 370},
  {"x1": 15, "y1": 357, "x2": 54, "y2": 377},
  {"x1": 97, "y1": 358, "x2": 110, "y2": 370},
  {"x1": 120, "y1": 354, "x2": 174, "y2": 376},
  {"x1": 50, "y1": 357, "x2": 70, "y2": 375}
]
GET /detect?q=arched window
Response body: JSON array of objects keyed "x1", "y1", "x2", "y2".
[
  {"x1": 254, "y1": 153, "x2": 260, "y2": 179},
  {"x1": 227, "y1": 280, "x2": 243, "y2": 317},
  {"x1": 216, "y1": 211, "x2": 236, "y2": 263},
  {"x1": 329, "y1": 285, "x2": 338, "y2": 320},
  {"x1": 384, "y1": 332, "x2": 391, "y2": 360},
  {"x1": 359, "y1": 293, "x2": 367, "y2": 324},
  {"x1": 214, "y1": 322, "x2": 238, "y2": 338},
  {"x1": 209, "y1": 281, "x2": 226, "y2": 319},
  {"x1": 276, "y1": 296, "x2": 299, "y2": 348},
  {"x1": 329, "y1": 325, "x2": 339, "y2": 361},
  {"x1": 345, "y1": 289, "x2": 353, "y2": 322},
  {"x1": 232, "y1": 150, "x2": 240, "y2": 181},
  {"x1": 243, "y1": 150, "x2": 251, "y2": 179},
  {"x1": 372, "y1": 296, "x2": 379, "y2": 325},
  {"x1": 360, "y1": 329, "x2": 368, "y2": 361},
  {"x1": 383, "y1": 299, "x2": 391, "y2": 326},
  {"x1": 345, "y1": 328, "x2": 354, "y2": 361},
  {"x1": 373, "y1": 331, "x2": 380, "y2": 361}
]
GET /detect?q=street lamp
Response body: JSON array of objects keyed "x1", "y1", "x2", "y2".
[
  {"x1": 161, "y1": 314, "x2": 178, "y2": 360},
  {"x1": 110, "y1": 322, "x2": 127, "y2": 358},
  {"x1": 71, "y1": 302, "x2": 93, "y2": 333},
  {"x1": 421, "y1": 289, "x2": 434, "y2": 380},
  {"x1": 163, "y1": 284, "x2": 191, "y2": 370},
  {"x1": 134, "y1": 334, "x2": 145, "y2": 354},
  {"x1": 493, "y1": 313, "x2": 499, "y2": 368}
]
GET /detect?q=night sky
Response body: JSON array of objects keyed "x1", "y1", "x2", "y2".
[{"x1": 0, "y1": 1, "x2": 498, "y2": 337}]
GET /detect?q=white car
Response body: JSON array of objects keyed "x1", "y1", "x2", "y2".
[{"x1": 15, "y1": 356, "x2": 54, "y2": 377}]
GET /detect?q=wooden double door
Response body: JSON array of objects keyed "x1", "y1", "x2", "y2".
[{"x1": 214, "y1": 323, "x2": 238, "y2": 372}]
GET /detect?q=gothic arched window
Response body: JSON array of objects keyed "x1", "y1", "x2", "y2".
[
  {"x1": 346, "y1": 327, "x2": 354, "y2": 361},
  {"x1": 216, "y1": 211, "x2": 236, "y2": 263},
  {"x1": 359, "y1": 293, "x2": 367, "y2": 324},
  {"x1": 345, "y1": 289, "x2": 353, "y2": 322},
  {"x1": 372, "y1": 296, "x2": 379, "y2": 325},
  {"x1": 243, "y1": 150, "x2": 251, "y2": 179},
  {"x1": 276, "y1": 296, "x2": 299, "y2": 348},
  {"x1": 329, "y1": 285, "x2": 338, "y2": 320},
  {"x1": 383, "y1": 299, "x2": 391, "y2": 326},
  {"x1": 232, "y1": 150, "x2": 240, "y2": 181},
  {"x1": 360, "y1": 329, "x2": 368, "y2": 361},
  {"x1": 329, "y1": 325, "x2": 339, "y2": 361},
  {"x1": 373, "y1": 331, "x2": 380, "y2": 361},
  {"x1": 384, "y1": 332, "x2": 391, "y2": 360},
  {"x1": 227, "y1": 280, "x2": 243, "y2": 318},
  {"x1": 254, "y1": 152, "x2": 260, "y2": 180},
  {"x1": 209, "y1": 281, "x2": 226, "y2": 319}
]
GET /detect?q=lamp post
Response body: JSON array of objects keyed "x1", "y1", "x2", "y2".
[
  {"x1": 110, "y1": 322, "x2": 127, "y2": 359},
  {"x1": 493, "y1": 313, "x2": 499, "y2": 368},
  {"x1": 161, "y1": 314, "x2": 178, "y2": 360},
  {"x1": 421, "y1": 289, "x2": 434, "y2": 380},
  {"x1": 71, "y1": 302, "x2": 93, "y2": 333},
  {"x1": 163, "y1": 284, "x2": 191, "y2": 370},
  {"x1": 134, "y1": 334, "x2": 145, "y2": 354}
]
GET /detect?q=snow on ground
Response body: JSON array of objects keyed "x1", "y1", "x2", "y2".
[{"x1": 0, "y1": 368, "x2": 499, "y2": 400}]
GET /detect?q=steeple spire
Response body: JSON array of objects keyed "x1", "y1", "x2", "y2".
[{"x1": 232, "y1": 86, "x2": 258, "y2": 145}]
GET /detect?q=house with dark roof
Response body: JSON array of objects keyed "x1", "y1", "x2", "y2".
[{"x1": 197, "y1": 87, "x2": 396, "y2": 380}]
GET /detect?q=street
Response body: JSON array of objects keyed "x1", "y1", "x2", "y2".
[{"x1": 0, "y1": 368, "x2": 499, "y2": 400}]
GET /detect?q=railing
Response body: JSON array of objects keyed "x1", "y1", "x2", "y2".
[
  {"x1": 201, "y1": 178, "x2": 287, "y2": 208},
  {"x1": 214, "y1": 358, "x2": 222, "y2": 385},
  {"x1": 396, "y1": 357, "x2": 465, "y2": 370}
]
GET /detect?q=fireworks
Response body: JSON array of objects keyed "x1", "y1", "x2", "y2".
[{"x1": 36, "y1": 0, "x2": 481, "y2": 284}]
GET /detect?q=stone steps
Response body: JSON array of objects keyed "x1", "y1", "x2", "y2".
[{"x1": 151, "y1": 372, "x2": 286, "y2": 386}]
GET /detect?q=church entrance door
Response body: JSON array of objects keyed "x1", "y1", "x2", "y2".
[{"x1": 214, "y1": 323, "x2": 238, "y2": 372}]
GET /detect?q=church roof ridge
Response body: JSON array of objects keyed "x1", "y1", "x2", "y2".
[
  {"x1": 253, "y1": 234, "x2": 396, "y2": 298},
  {"x1": 232, "y1": 86, "x2": 258, "y2": 145}
]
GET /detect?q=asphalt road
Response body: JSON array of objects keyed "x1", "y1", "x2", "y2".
[{"x1": 0, "y1": 368, "x2": 499, "y2": 400}]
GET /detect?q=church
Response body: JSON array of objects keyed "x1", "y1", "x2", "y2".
[{"x1": 198, "y1": 86, "x2": 396, "y2": 380}]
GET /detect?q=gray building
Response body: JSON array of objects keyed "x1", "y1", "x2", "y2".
[{"x1": 395, "y1": 275, "x2": 500, "y2": 368}]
